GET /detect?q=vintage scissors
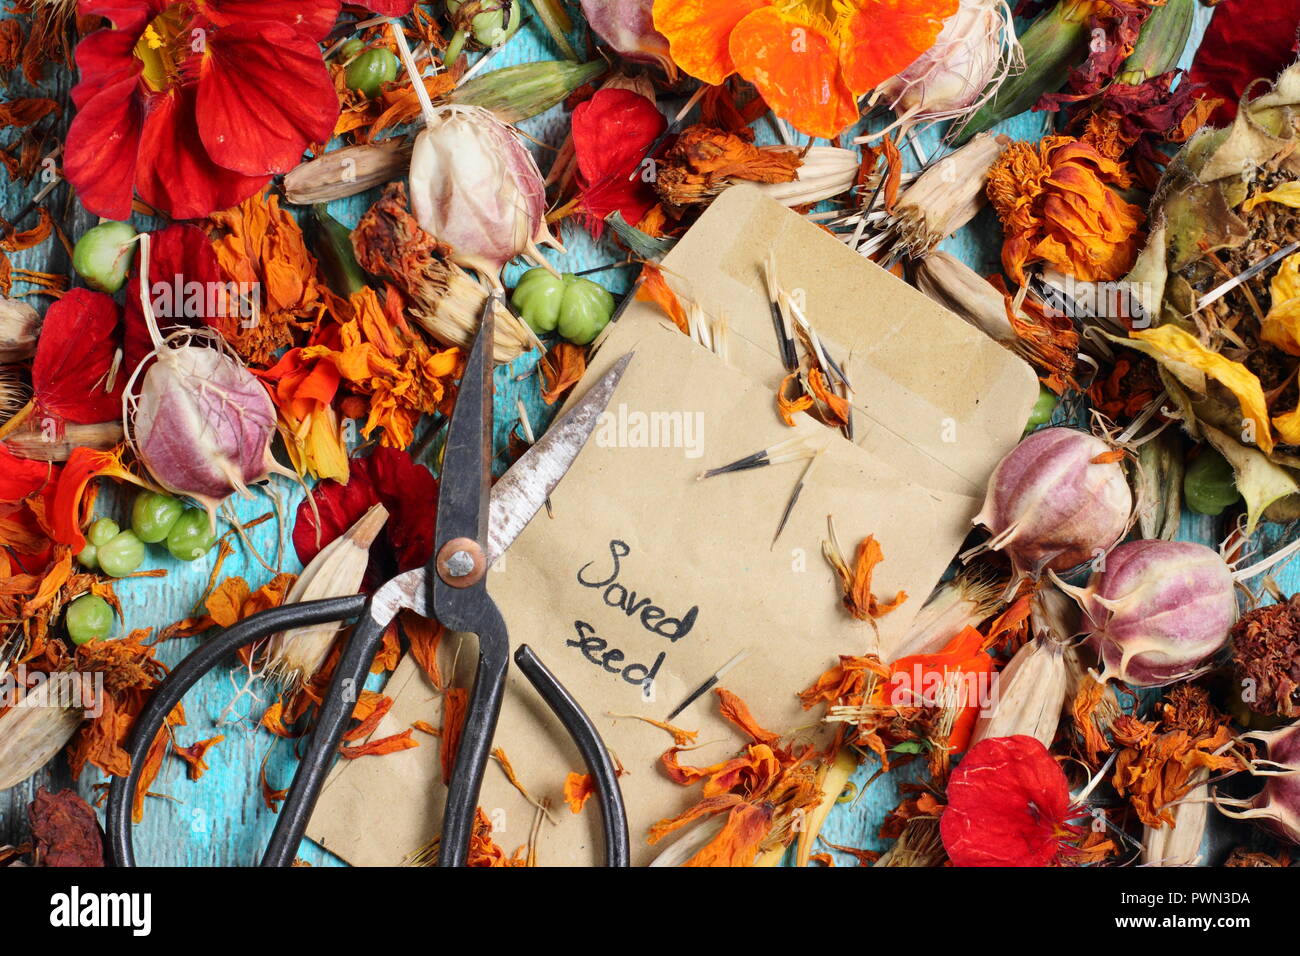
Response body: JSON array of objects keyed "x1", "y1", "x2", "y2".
[{"x1": 106, "y1": 298, "x2": 634, "y2": 867}]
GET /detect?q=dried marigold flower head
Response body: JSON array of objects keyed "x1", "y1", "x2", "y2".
[
  {"x1": 1231, "y1": 594, "x2": 1300, "y2": 719},
  {"x1": 986, "y1": 135, "x2": 1145, "y2": 285}
]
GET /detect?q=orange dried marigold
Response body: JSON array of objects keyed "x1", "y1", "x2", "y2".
[
  {"x1": 986, "y1": 135, "x2": 1145, "y2": 286},
  {"x1": 652, "y1": 0, "x2": 957, "y2": 139}
]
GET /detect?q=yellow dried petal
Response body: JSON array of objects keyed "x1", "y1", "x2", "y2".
[
  {"x1": 1243, "y1": 181, "x2": 1300, "y2": 212},
  {"x1": 1125, "y1": 325, "x2": 1275, "y2": 454}
]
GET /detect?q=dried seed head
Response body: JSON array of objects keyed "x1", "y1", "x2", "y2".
[
  {"x1": 0, "y1": 364, "x2": 31, "y2": 428},
  {"x1": 889, "y1": 132, "x2": 1009, "y2": 256},
  {"x1": 4, "y1": 421, "x2": 124, "y2": 462},
  {"x1": 1142, "y1": 767, "x2": 1208, "y2": 866},
  {"x1": 264, "y1": 503, "x2": 390, "y2": 688},
  {"x1": 971, "y1": 635, "x2": 1068, "y2": 748},
  {"x1": 0, "y1": 684, "x2": 85, "y2": 791},
  {"x1": 283, "y1": 141, "x2": 412, "y2": 206},
  {"x1": 750, "y1": 148, "x2": 860, "y2": 208}
]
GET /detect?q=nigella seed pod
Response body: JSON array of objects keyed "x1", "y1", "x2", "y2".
[
  {"x1": 1217, "y1": 721, "x2": 1300, "y2": 845},
  {"x1": 408, "y1": 104, "x2": 558, "y2": 286},
  {"x1": 1062, "y1": 540, "x2": 1237, "y2": 687},
  {"x1": 124, "y1": 234, "x2": 291, "y2": 525},
  {"x1": 970, "y1": 427, "x2": 1132, "y2": 588}
]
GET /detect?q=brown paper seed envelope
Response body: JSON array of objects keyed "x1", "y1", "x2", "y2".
[
  {"x1": 599, "y1": 186, "x2": 1039, "y2": 498},
  {"x1": 307, "y1": 324, "x2": 979, "y2": 866}
]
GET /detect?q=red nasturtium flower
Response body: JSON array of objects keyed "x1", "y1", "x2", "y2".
[
  {"x1": 651, "y1": 0, "x2": 957, "y2": 139},
  {"x1": 63, "y1": 0, "x2": 350, "y2": 220},
  {"x1": 571, "y1": 88, "x2": 667, "y2": 233},
  {"x1": 940, "y1": 735, "x2": 1084, "y2": 867}
]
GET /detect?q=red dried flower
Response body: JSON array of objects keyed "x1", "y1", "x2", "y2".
[
  {"x1": 64, "y1": 0, "x2": 343, "y2": 220},
  {"x1": 32, "y1": 288, "x2": 124, "y2": 425},
  {"x1": 571, "y1": 88, "x2": 666, "y2": 234},
  {"x1": 940, "y1": 735, "x2": 1081, "y2": 867}
]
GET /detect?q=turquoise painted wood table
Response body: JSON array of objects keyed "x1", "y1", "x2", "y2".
[{"x1": 2, "y1": 5, "x2": 1268, "y2": 867}]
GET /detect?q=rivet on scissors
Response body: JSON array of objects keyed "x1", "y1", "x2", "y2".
[{"x1": 436, "y1": 537, "x2": 486, "y2": 588}]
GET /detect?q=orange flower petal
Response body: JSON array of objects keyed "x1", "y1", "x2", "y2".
[
  {"x1": 652, "y1": 0, "x2": 767, "y2": 86},
  {"x1": 727, "y1": 7, "x2": 859, "y2": 139},
  {"x1": 839, "y1": 0, "x2": 958, "y2": 96}
]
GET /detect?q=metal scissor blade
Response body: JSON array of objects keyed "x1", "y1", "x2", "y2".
[
  {"x1": 486, "y1": 352, "x2": 633, "y2": 566},
  {"x1": 435, "y1": 296, "x2": 497, "y2": 550}
]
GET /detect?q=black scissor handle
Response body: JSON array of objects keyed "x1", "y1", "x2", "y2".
[
  {"x1": 107, "y1": 594, "x2": 368, "y2": 867},
  {"x1": 514, "y1": 645, "x2": 630, "y2": 867}
]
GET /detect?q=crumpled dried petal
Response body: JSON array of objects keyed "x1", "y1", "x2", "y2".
[
  {"x1": 1124, "y1": 323, "x2": 1275, "y2": 454},
  {"x1": 987, "y1": 134, "x2": 1145, "y2": 284}
]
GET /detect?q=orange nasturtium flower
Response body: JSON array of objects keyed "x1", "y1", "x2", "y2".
[{"x1": 651, "y1": 0, "x2": 957, "y2": 138}]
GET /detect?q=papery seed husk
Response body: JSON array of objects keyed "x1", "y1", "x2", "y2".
[
  {"x1": 1142, "y1": 768, "x2": 1208, "y2": 866},
  {"x1": 284, "y1": 141, "x2": 412, "y2": 206},
  {"x1": 5, "y1": 421, "x2": 124, "y2": 461},
  {"x1": 265, "y1": 503, "x2": 390, "y2": 686},
  {"x1": 0, "y1": 364, "x2": 31, "y2": 428},
  {"x1": 0, "y1": 297, "x2": 40, "y2": 363},
  {"x1": 885, "y1": 564, "x2": 1003, "y2": 661},
  {"x1": 971, "y1": 636, "x2": 1067, "y2": 748},
  {"x1": 0, "y1": 690, "x2": 84, "y2": 791}
]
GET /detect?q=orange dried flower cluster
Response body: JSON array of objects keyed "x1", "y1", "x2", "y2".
[
  {"x1": 650, "y1": 689, "x2": 824, "y2": 866},
  {"x1": 986, "y1": 135, "x2": 1146, "y2": 286},
  {"x1": 208, "y1": 190, "x2": 323, "y2": 366},
  {"x1": 1111, "y1": 686, "x2": 1242, "y2": 828},
  {"x1": 301, "y1": 287, "x2": 463, "y2": 449}
]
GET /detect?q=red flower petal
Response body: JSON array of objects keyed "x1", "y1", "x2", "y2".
[
  {"x1": 79, "y1": 0, "x2": 161, "y2": 34},
  {"x1": 940, "y1": 735, "x2": 1075, "y2": 867},
  {"x1": 196, "y1": 0, "x2": 342, "y2": 41},
  {"x1": 134, "y1": 85, "x2": 269, "y2": 220},
  {"x1": 122, "y1": 223, "x2": 225, "y2": 376},
  {"x1": 571, "y1": 88, "x2": 666, "y2": 233},
  {"x1": 1189, "y1": 0, "x2": 1300, "y2": 123},
  {"x1": 32, "y1": 289, "x2": 125, "y2": 425},
  {"x1": 361, "y1": 0, "x2": 415, "y2": 15},
  {"x1": 294, "y1": 447, "x2": 437, "y2": 585},
  {"x1": 70, "y1": 27, "x2": 141, "y2": 110},
  {"x1": 0, "y1": 443, "x2": 57, "y2": 503},
  {"x1": 64, "y1": 75, "x2": 145, "y2": 220},
  {"x1": 197, "y1": 20, "x2": 340, "y2": 176}
]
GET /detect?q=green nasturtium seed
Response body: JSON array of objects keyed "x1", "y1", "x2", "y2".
[
  {"x1": 167, "y1": 508, "x2": 217, "y2": 561},
  {"x1": 445, "y1": 0, "x2": 522, "y2": 62},
  {"x1": 131, "y1": 491, "x2": 184, "y2": 544},
  {"x1": 1184, "y1": 447, "x2": 1242, "y2": 516},
  {"x1": 511, "y1": 268, "x2": 615, "y2": 345},
  {"x1": 338, "y1": 37, "x2": 365, "y2": 59},
  {"x1": 65, "y1": 593, "x2": 114, "y2": 645},
  {"x1": 97, "y1": 530, "x2": 145, "y2": 578},
  {"x1": 345, "y1": 48, "x2": 399, "y2": 98},
  {"x1": 72, "y1": 221, "x2": 137, "y2": 293},
  {"x1": 1024, "y1": 385, "x2": 1058, "y2": 433},
  {"x1": 87, "y1": 517, "x2": 120, "y2": 547},
  {"x1": 76, "y1": 543, "x2": 99, "y2": 571}
]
